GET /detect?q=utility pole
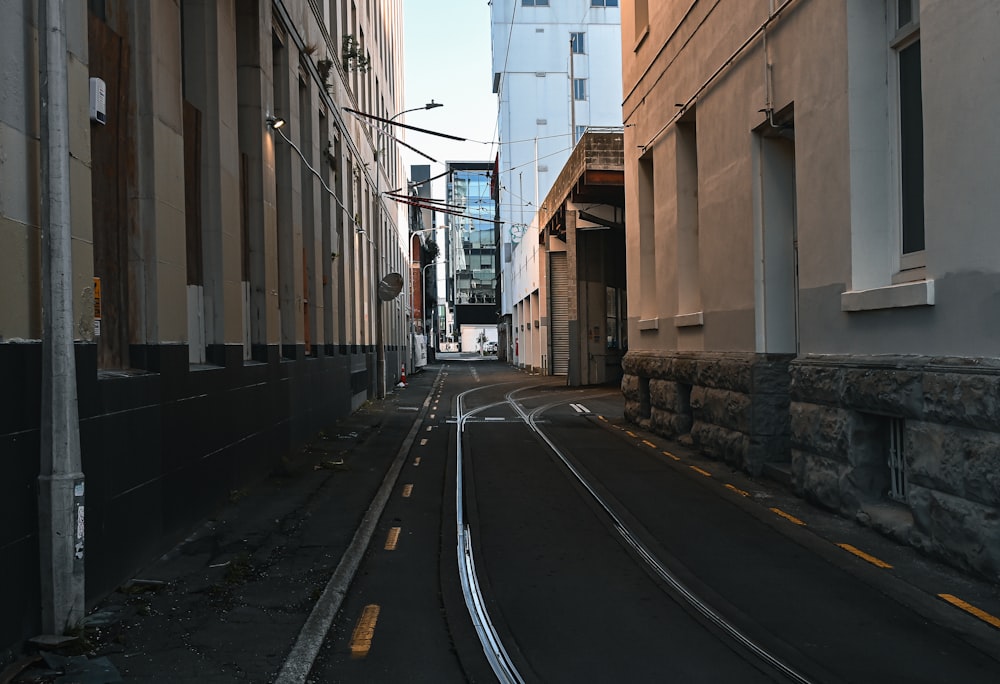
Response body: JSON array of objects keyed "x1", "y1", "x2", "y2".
[{"x1": 38, "y1": 0, "x2": 85, "y2": 635}]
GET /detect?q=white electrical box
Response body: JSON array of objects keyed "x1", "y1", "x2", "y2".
[{"x1": 89, "y1": 77, "x2": 106, "y2": 125}]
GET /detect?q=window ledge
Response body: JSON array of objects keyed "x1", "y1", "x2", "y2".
[
  {"x1": 673, "y1": 311, "x2": 704, "y2": 328},
  {"x1": 633, "y1": 24, "x2": 649, "y2": 52},
  {"x1": 638, "y1": 317, "x2": 659, "y2": 331},
  {"x1": 841, "y1": 279, "x2": 934, "y2": 312}
]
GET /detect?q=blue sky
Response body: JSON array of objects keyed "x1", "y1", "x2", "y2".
[{"x1": 402, "y1": 0, "x2": 499, "y2": 180}]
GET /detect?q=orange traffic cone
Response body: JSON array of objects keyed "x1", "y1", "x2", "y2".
[{"x1": 400, "y1": 364, "x2": 407, "y2": 387}]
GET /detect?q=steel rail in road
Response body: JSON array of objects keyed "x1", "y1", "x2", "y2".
[
  {"x1": 504, "y1": 391, "x2": 815, "y2": 684},
  {"x1": 455, "y1": 383, "x2": 526, "y2": 684}
]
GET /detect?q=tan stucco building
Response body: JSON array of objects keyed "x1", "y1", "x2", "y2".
[{"x1": 621, "y1": 0, "x2": 1000, "y2": 579}]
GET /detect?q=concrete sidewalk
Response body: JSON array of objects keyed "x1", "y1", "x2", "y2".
[{"x1": 9, "y1": 367, "x2": 438, "y2": 683}]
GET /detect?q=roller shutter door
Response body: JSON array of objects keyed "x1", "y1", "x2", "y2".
[{"x1": 550, "y1": 252, "x2": 569, "y2": 375}]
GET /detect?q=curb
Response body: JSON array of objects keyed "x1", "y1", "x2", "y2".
[{"x1": 273, "y1": 366, "x2": 442, "y2": 683}]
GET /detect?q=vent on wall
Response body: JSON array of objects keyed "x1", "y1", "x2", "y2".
[{"x1": 887, "y1": 417, "x2": 907, "y2": 502}]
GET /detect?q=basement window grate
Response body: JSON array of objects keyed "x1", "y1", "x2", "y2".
[{"x1": 887, "y1": 417, "x2": 907, "y2": 502}]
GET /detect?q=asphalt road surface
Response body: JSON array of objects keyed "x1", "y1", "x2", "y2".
[{"x1": 310, "y1": 360, "x2": 1000, "y2": 683}]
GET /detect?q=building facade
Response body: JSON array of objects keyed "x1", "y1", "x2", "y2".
[
  {"x1": 490, "y1": 0, "x2": 623, "y2": 369},
  {"x1": 444, "y1": 161, "x2": 499, "y2": 351},
  {"x1": 536, "y1": 129, "x2": 626, "y2": 385},
  {"x1": 0, "y1": 0, "x2": 408, "y2": 656},
  {"x1": 621, "y1": 0, "x2": 1000, "y2": 579}
]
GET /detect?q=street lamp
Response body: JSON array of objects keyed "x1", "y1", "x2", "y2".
[
  {"x1": 421, "y1": 260, "x2": 439, "y2": 352},
  {"x1": 392, "y1": 100, "x2": 443, "y2": 123},
  {"x1": 406, "y1": 225, "x2": 439, "y2": 369},
  {"x1": 374, "y1": 102, "x2": 443, "y2": 397},
  {"x1": 410, "y1": 227, "x2": 437, "y2": 316}
]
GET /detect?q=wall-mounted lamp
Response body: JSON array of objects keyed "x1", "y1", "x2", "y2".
[{"x1": 266, "y1": 116, "x2": 286, "y2": 130}]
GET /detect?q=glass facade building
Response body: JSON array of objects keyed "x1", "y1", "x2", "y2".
[{"x1": 447, "y1": 163, "x2": 497, "y2": 306}]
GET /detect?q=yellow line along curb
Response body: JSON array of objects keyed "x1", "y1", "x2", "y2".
[
  {"x1": 349, "y1": 604, "x2": 381, "y2": 658},
  {"x1": 837, "y1": 543, "x2": 892, "y2": 568},
  {"x1": 384, "y1": 527, "x2": 401, "y2": 551},
  {"x1": 770, "y1": 507, "x2": 806, "y2": 526},
  {"x1": 938, "y1": 594, "x2": 1000, "y2": 630},
  {"x1": 725, "y1": 483, "x2": 750, "y2": 497}
]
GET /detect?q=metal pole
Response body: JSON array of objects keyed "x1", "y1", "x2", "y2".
[
  {"x1": 39, "y1": 0, "x2": 85, "y2": 635},
  {"x1": 375, "y1": 214, "x2": 385, "y2": 397},
  {"x1": 375, "y1": 105, "x2": 439, "y2": 396}
]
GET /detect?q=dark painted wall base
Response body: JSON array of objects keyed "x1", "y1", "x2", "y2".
[{"x1": 0, "y1": 341, "x2": 367, "y2": 658}]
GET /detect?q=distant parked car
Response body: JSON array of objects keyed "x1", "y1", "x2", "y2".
[{"x1": 483, "y1": 341, "x2": 498, "y2": 354}]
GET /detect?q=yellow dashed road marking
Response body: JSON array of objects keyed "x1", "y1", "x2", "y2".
[
  {"x1": 412, "y1": 456, "x2": 421, "y2": 466},
  {"x1": 642, "y1": 440, "x2": 657, "y2": 448},
  {"x1": 837, "y1": 543, "x2": 892, "y2": 568},
  {"x1": 384, "y1": 526, "x2": 401, "y2": 551},
  {"x1": 938, "y1": 594, "x2": 1000, "y2": 629},
  {"x1": 598, "y1": 415, "x2": 607, "y2": 422},
  {"x1": 402, "y1": 484, "x2": 413, "y2": 498},
  {"x1": 349, "y1": 604, "x2": 381, "y2": 658},
  {"x1": 662, "y1": 450, "x2": 680, "y2": 461},
  {"x1": 690, "y1": 466, "x2": 712, "y2": 478},
  {"x1": 771, "y1": 507, "x2": 806, "y2": 526},
  {"x1": 725, "y1": 484, "x2": 750, "y2": 497},
  {"x1": 626, "y1": 431, "x2": 638, "y2": 438}
]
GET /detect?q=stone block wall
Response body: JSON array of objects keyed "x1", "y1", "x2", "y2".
[
  {"x1": 790, "y1": 355, "x2": 1000, "y2": 580},
  {"x1": 622, "y1": 351, "x2": 792, "y2": 473}
]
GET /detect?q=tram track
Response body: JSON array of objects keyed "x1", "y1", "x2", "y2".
[
  {"x1": 515, "y1": 392, "x2": 814, "y2": 684},
  {"x1": 453, "y1": 379, "x2": 813, "y2": 683},
  {"x1": 455, "y1": 383, "x2": 525, "y2": 684}
]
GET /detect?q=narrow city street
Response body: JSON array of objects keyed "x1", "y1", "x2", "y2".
[{"x1": 307, "y1": 358, "x2": 1000, "y2": 683}]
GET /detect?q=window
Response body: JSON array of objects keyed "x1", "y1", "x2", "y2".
[
  {"x1": 637, "y1": 152, "x2": 657, "y2": 324},
  {"x1": 676, "y1": 120, "x2": 701, "y2": 320},
  {"x1": 522, "y1": 0, "x2": 549, "y2": 6},
  {"x1": 840, "y1": 0, "x2": 933, "y2": 309},
  {"x1": 606, "y1": 287, "x2": 625, "y2": 350},
  {"x1": 634, "y1": 0, "x2": 649, "y2": 43},
  {"x1": 592, "y1": 0, "x2": 618, "y2": 6},
  {"x1": 891, "y1": 0, "x2": 924, "y2": 268},
  {"x1": 575, "y1": 125, "x2": 588, "y2": 143},
  {"x1": 573, "y1": 78, "x2": 587, "y2": 101},
  {"x1": 571, "y1": 32, "x2": 585, "y2": 54}
]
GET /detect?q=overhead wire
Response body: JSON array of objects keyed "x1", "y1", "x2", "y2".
[{"x1": 270, "y1": 123, "x2": 368, "y2": 239}]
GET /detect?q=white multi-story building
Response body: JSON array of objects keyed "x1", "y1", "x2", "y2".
[{"x1": 490, "y1": 0, "x2": 623, "y2": 370}]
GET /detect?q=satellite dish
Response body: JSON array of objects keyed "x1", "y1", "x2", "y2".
[{"x1": 377, "y1": 273, "x2": 404, "y2": 301}]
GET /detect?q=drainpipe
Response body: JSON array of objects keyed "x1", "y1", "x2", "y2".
[
  {"x1": 569, "y1": 36, "x2": 576, "y2": 144},
  {"x1": 38, "y1": 0, "x2": 86, "y2": 635}
]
